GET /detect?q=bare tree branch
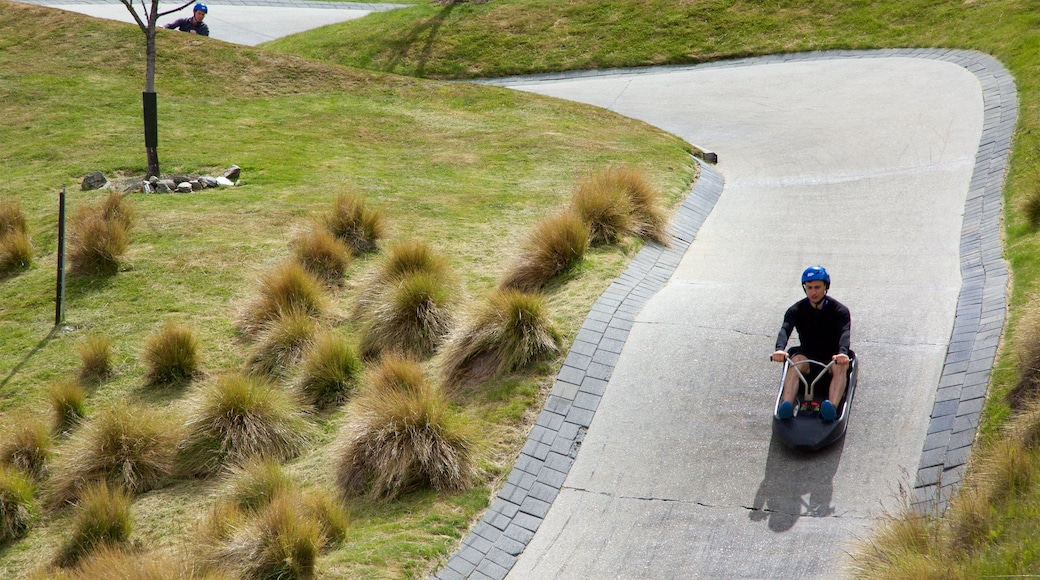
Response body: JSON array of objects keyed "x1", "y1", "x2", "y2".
[
  {"x1": 158, "y1": 0, "x2": 196, "y2": 19},
  {"x1": 118, "y1": 0, "x2": 148, "y2": 32}
]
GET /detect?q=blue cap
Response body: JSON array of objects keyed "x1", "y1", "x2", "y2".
[{"x1": 194, "y1": 3, "x2": 208, "y2": 13}]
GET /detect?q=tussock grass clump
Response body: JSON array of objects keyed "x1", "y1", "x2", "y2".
[
  {"x1": 300, "y1": 487, "x2": 350, "y2": 547},
  {"x1": 1008, "y1": 296, "x2": 1040, "y2": 410},
  {"x1": 291, "y1": 224, "x2": 354, "y2": 285},
  {"x1": 76, "y1": 334, "x2": 112, "y2": 384},
  {"x1": 67, "y1": 193, "x2": 134, "y2": 276},
  {"x1": 48, "y1": 403, "x2": 177, "y2": 508},
  {"x1": 219, "y1": 458, "x2": 295, "y2": 514},
  {"x1": 499, "y1": 210, "x2": 589, "y2": 293},
  {"x1": 571, "y1": 171, "x2": 635, "y2": 245},
  {"x1": 570, "y1": 166, "x2": 670, "y2": 245},
  {"x1": 358, "y1": 239, "x2": 450, "y2": 300},
  {"x1": 0, "y1": 464, "x2": 38, "y2": 544},
  {"x1": 98, "y1": 190, "x2": 135, "y2": 231},
  {"x1": 603, "y1": 165, "x2": 670, "y2": 244},
  {"x1": 55, "y1": 481, "x2": 132, "y2": 568},
  {"x1": 440, "y1": 288, "x2": 561, "y2": 385},
  {"x1": 335, "y1": 359, "x2": 478, "y2": 500},
  {"x1": 0, "y1": 417, "x2": 52, "y2": 481},
  {"x1": 0, "y1": 197, "x2": 28, "y2": 237},
  {"x1": 358, "y1": 271, "x2": 455, "y2": 360},
  {"x1": 207, "y1": 493, "x2": 323, "y2": 580},
  {"x1": 367, "y1": 354, "x2": 428, "y2": 395},
  {"x1": 0, "y1": 198, "x2": 30, "y2": 273},
  {"x1": 212, "y1": 460, "x2": 349, "y2": 546},
  {"x1": 847, "y1": 485, "x2": 948, "y2": 579},
  {"x1": 324, "y1": 192, "x2": 386, "y2": 255},
  {"x1": 48, "y1": 378, "x2": 87, "y2": 434},
  {"x1": 142, "y1": 322, "x2": 200, "y2": 386},
  {"x1": 355, "y1": 240, "x2": 456, "y2": 359},
  {"x1": 238, "y1": 261, "x2": 329, "y2": 336},
  {"x1": 57, "y1": 545, "x2": 206, "y2": 580},
  {"x1": 0, "y1": 229, "x2": 33, "y2": 273},
  {"x1": 1022, "y1": 177, "x2": 1040, "y2": 229},
  {"x1": 246, "y1": 308, "x2": 317, "y2": 377},
  {"x1": 197, "y1": 480, "x2": 349, "y2": 573},
  {"x1": 294, "y1": 331, "x2": 363, "y2": 409},
  {"x1": 178, "y1": 373, "x2": 312, "y2": 477}
]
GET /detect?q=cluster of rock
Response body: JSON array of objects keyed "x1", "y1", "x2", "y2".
[{"x1": 81, "y1": 165, "x2": 242, "y2": 193}]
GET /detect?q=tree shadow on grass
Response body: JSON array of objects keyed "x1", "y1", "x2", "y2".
[{"x1": 383, "y1": 2, "x2": 456, "y2": 78}]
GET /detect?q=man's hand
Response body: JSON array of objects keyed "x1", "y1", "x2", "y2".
[
  {"x1": 832, "y1": 353, "x2": 850, "y2": 365},
  {"x1": 771, "y1": 350, "x2": 788, "y2": 363}
]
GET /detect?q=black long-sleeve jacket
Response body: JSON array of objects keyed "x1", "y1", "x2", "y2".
[{"x1": 774, "y1": 296, "x2": 851, "y2": 360}]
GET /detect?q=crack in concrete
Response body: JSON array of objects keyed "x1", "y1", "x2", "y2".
[{"x1": 563, "y1": 485, "x2": 870, "y2": 520}]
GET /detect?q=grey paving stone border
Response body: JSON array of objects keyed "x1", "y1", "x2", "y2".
[{"x1": 438, "y1": 49, "x2": 1014, "y2": 579}]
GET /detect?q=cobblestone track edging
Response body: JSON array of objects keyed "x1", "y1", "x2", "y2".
[{"x1": 438, "y1": 49, "x2": 1014, "y2": 579}]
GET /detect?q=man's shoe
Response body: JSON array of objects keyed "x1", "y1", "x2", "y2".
[
  {"x1": 777, "y1": 400, "x2": 794, "y2": 420},
  {"x1": 821, "y1": 400, "x2": 837, "y2": 421}
]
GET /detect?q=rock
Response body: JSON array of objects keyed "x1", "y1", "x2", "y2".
[
  {"x1": 198, "y1": 176, "x2": 219, "y2": 188},
  {"x1": 216, "y1": 176, "x2": 235, "y2": 187},
  {"x1": 155, "y1": 180, "x2": 175, "y2": 194},
  {"x1": 81, "y1": 171, "x2": 109, "y2": 191},
  {"x1": 222, "y1": 165, "x2": 241, "y2": 181},
  {"x1": 176, "y1": 182, "x2": 193, "y2": 193}
]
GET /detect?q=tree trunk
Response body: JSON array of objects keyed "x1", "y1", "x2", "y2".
[{"x1": 144, "y1": 7, "x2": 160, "y2": 176}]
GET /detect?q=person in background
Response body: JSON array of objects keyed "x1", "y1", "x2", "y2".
[{"x1": 165, "y1": 3, "x2": 210, "y2": 36}]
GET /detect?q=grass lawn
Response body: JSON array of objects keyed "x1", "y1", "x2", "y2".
[
  {"x1": 0, "y1": 2, "x2": 693, "y2": 577},
  {"x1": 267, "y1": 0, "x2": 1040, "y2": 577},
  {"x1": 3, "y1": 0, "x2": 1040, "y2": 577}
]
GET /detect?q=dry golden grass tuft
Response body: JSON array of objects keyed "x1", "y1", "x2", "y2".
[
  {"x1": 0, "y1": 192, "x2": 32, "y2": 273},
  {"x1": 0, "y1": 229, "x2": 32, "y2": 273},
  {"x1": 355, "y1": 240, "x2": 457, "y2": 360},
  {"x1": 603, "y1": 165, "x2": 670, "y2": 244},
  {"x1": 54, "y1": 481, "x2": 131, "y2": 568},
  {"x1": 0, "y1": 416, "x2": 52, "y2": 481},
  {"x1": 67, "y1": 192, "x2": 134, "y2": 276},
  {"x1": 142, "y1": 322, "x2": 201, "y2": 386},
  {"x1": 1008, "y1": 295, "x2": 1040, "y2": 410},
  {"x1": 335, "y1": 358, "x2": 479, "y2": 500},
  {"x1": 75, "y1": 334, "x2": 112, "y2": 385},
  {"x1": 439, "y1": 287, "x2": 561, "y2": 386},
  {"x1": 198, "y1": 491, "x2": 329, "y2": 579},
  {"x1": 177, "y1": 373, "x2": 312, "y2": 477},
  {"x1": 47, "y1": 403, "x2": 178, "y2": 509},
  {"x1": 324, "y1": 192, "x2": 387, "y2": 255},
  {"x1": 0, "y1": 197, "x2": 27, "y2": 237},
  {"x1": 246, "y1": 308, "x2": 318, "y2": 378},
  {"x1": 499, "y1": 210, "x2": 589, "y2": 292},
  {"x1": 0, "y1": 464, "x2": 37, "y2": 545},
  {"x1": 291, "y1": 223, "x2": 354, "y2": 286},
  {"x1": 571, "y1": 170, "x2": 636, "y2": 245},
  {"x1": 294, "y1": 331, "x2": 363, "y2": 409},
  {"x1": 47, "y1": 378, "x2": 87, "y2": 435},
  {"x1": 238, "y1": 261, "x2": 330, "y2": 336},
  {"x1": 51, "y1": 545, "x2": 214, "y2": 580}
]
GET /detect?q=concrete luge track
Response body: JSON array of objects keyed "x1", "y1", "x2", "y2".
[{"x1": 439, "y1": 51, "x2": 1014, "y2": 579}]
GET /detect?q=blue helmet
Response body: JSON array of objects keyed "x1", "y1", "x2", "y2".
[
  {"x1": 801, "y1": 265, "x2": 830, "y2": 288},
  {"x1": 194, "y1": 3, "x2": 208, "y2": 12}
]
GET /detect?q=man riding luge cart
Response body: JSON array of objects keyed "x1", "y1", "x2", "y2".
[{"x1": 770, "y1": 266, "x2": 858, "y2": 451}]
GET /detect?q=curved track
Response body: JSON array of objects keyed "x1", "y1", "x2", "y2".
[{"x1": 440, "y1": 51, "x2": 1014, "y2": 579}]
